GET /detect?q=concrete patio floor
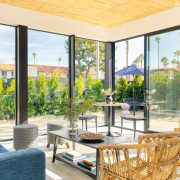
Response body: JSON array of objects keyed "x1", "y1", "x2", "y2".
[{"x1": 0, "y1": 109, "x2": 180, "y2": 141}]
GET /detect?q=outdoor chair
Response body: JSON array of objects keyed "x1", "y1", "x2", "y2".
[
  {"x1": 138, "y1": 132, "x2": 180, "y2": 178},
  {"x1": 99, "y1": 134, "x2": 180, "y2": 180},
  {"x1": 123, "y1": 97, "x2": 143, "y2": 113},
  {"x1": 79, "y1": 115, "x2": 97, "y2": 133},
  {"x1": 121, "y1": 102, "x2": 147, "y2": 137}
]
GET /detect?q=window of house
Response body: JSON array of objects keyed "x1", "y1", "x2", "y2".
[
  {"x1": 11, "y1": 71, "x2": 14, "y2": 78},
  {"x1": 2, "y1": 71, "x2": 7, "y2": 79}
]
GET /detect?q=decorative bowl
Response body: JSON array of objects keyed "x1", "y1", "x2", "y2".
[{"x1": 78, "y1": 133, "x2": 104, "y2": 141}]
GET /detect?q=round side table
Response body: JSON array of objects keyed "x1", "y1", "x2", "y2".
[
  {"x1": 13, "y1": 124, "x2": 38, "y2": 150},
  {"x1": 47, "y1": 121, "x2": 70, "y2": 149}
]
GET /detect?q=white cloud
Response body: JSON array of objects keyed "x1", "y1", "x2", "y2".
[
  {"x1": 28, "y1": 43, "x2": 43, "y2": 48},
  {"x1": 0, "y1": 25, "x2": 14, "y2": 32}
]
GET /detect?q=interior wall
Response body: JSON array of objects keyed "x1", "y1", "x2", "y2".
[
  {"x1": 0, "y1": 3, "x2": 110, "y2": 42},
  {"x1": 110, "y1": 6, "x2": 180, "y2": 41}
]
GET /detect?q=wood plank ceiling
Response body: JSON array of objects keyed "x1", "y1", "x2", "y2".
[{"x1": 0, "y1": 0, "x2": 180, "y2": 28}]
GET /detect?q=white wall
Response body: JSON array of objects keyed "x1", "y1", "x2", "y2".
[
  {"x1": 110, "y1": 6, "x2": 180, "y2": 41},
  {"x1": 0, "y1": 3, "x2": 110, "y2": 42}
]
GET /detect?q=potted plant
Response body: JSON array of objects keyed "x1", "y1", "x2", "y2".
[
  {"x1": 101, "y1": 88, "x2": 117, "y2": 104},
  {"x1": 61, "y1": 96, "x2": 95, "y2": 135}
]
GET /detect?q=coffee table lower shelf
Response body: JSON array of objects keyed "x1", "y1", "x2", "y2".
[{"x1": 55, "y1": 153, "x2": 96, "y2": 179}]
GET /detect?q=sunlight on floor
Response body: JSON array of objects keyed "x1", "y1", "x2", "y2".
[{"x1": 46, "y1": 169, "x2": 62, "y2": 180}]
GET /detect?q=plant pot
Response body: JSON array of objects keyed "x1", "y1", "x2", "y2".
[
  {"x1": 105, "y1": 95, "x2": 113, "y2": 104},
  {"x1": 67, "y1": 120, "x2": 78, "y2": 135}
]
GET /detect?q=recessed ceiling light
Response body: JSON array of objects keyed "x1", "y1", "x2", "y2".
[
  {"x1": 105, "y1": 4, "x2": 110, "y2": 7},
  {"x1": 174, "y1": 3, "x2": 180, "y2": 6}
]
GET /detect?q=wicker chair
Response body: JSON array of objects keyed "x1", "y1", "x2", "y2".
[
  {"x1": 99, "y1": 134, "x2": 180, "y2": 180},
  {"x1": 138, "y1": 132, "x2": 180, "y2": 178},
  {"x1": 174, "y1": 128, "x2": 180, "y2": 177}
]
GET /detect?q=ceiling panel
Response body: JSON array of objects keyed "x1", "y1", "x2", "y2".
[{"x1": 0, "y1": 0, "x2": 180, "y2": 27}]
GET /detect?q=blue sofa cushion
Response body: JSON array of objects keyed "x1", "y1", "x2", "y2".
[
  {"x1": 0, "y1": 148, "x2": 45, "y2": 180},
  {"x1": 0, "y1": 144, "x2": 9, "y2": 153}
]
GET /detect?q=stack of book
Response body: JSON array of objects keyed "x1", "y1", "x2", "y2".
[
  {"x1": 62, "y1": 150, "x2": 86, "y2": 162},
  {"x1": 77, "y1": 157, "x2": 96, "y2": 172}
]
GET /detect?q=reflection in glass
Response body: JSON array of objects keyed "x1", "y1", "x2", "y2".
[
  {"x1": 147, "y1": 29, "x2": 180, "y2": 132},
  {"x1": 0, "y1": 25, "x2": 15, "y2": 140}
]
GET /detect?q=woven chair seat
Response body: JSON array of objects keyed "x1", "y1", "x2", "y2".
[{"x1": 103, "y1": 157, "x2": 153, "y2": 180}]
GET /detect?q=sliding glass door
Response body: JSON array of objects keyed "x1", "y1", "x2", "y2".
[
  {"x1": 0, "y1": 24, "x2": 15, "y2": 140},
  {"x1": 146, "y1": 29, "x2": 180, "y2": 132}
]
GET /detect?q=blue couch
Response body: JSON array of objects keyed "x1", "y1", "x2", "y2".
[{"x1": 0, "y1": 144, "x2": 46, "y2": 180}]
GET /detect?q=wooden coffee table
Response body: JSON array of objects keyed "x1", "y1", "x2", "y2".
[{"x1": 50, "y1": 129, "x2": 126, "y2": 180}]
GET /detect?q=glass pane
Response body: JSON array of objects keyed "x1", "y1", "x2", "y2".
[
  {"x1": 147, "y1": 30, "x2": 180, "y2": 132},
  {"x1": 0, "y1": 25, "x2": 15, "y2": 140},
  {"x1": 115, "y1": 37, "x2": 144, "y2": 130},
  {"x1": 75, "y1": 38, "x2": 105, "y2": 129},
  {"x1": 28, "y1": 30, "x2": 69, "y2": 135}
]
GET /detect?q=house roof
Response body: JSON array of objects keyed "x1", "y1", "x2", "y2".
[
  {"x1": 150, "y1": 67, "x2": 179, "y2": 71},
  {"x1": 0, "y1": 63, "x2": 96, "y2": 75},
  {"x1": 0, "y1": 63, "x2": 15, "y2": 71}
]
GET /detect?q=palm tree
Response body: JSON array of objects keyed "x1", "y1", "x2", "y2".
[
  {"x1": 139, "y1": 53, "x2": 144, "y2": 67},
  {"x1": 32, "y1": 53, "x2": 36, "y2": 65},
  {"x1": 58, "y1": 57, "x2": 62, "y2": 67},
  {"x1": 171, "y1": 59, "x2": 177, "y2": 67},
  {"x1": 126, "y1": 40, "x2": 129, "y2": 80},
  {"x1": 174, "y1": 49, "x2": 180, "y2": 71},
  {"x1": 155, "y1": 36, "x2": 161, "y2": 75},
  {"x1": 161, "y1": 57, "x2": 169, "y2": 68},
  {"x1": 133, "y1": 59, "x2": 138, "y2": 65}
]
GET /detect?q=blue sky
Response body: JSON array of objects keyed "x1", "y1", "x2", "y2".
[
  {"x1": 1, "y1": 24, "x2": 180, "y2": 71},
  {"x1": 115, "y1": 36, "x2": 144, "y2": 71},
  {"x1": 28, "y1": 29, "x2": 69, "y2": 67},
  {"x1": 0, "y1": 25, "x2": 15, "y2": 63}
]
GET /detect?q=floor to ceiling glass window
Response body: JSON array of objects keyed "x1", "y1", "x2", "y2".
[
  {"x1": 0, "y1": 24, "x2": 15, "y2": 140},
  {"x1": 147, "y1": 29, "x2": 180, "y2": 132},
  {"x1": 75, "y1": 38, "x2": 105, "y2": 129},
  {"x1": 115, "y1": 37, "x2": 144, "y2": 131},
  {"x1": 28, "y1": 30, "x2": 69, "y2": 135}
]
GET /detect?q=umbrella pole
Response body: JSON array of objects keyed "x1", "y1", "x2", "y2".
[{"x1": 133, "y1": 75, "x2": 134, "y2": 101}]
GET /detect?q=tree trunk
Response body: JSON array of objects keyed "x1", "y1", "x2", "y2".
[
  {"x1": 34, "y1": 57, "x2": 35, "y2": 65},
  {"x1": 126, "y1": 40, "x2": 129, "y2": 81},
  {"x1": 158, "y1": 42, "x2": 159, "y2": 76}
]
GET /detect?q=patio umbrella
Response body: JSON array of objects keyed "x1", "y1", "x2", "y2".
[{"x1": 115, "y1": 64, "x2": 144, "y2": 99}]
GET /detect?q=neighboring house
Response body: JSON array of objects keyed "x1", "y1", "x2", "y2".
[
  {"x1": 0, "y1": 63, "x2": 97, "y2": 82},
  {"x1": 150, "y1": 67, "x2": 179, "y2": 79},
  {"x1": 0, "y1": 63, "x2": 15, "y2": 81}
]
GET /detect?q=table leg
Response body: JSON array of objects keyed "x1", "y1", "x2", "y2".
[
  {"x1": 105, "y1": 106, "x2": 120, "y2": 137},
  {"x1": 96, "y1": 149, "x2": 100, "y2": 180},
  {"x1": 106, "y1": 106, "x2": 111, "y2": 136},
  {"x1": 52, "y1": 135, "x2": 58, "y2": 163},
  {"x1": 86, "y1": 119, "x2": 88, "y2": 131},
  {"x1": 95, "y1": 117, "x2": 97, "y2": 133},
  {"x1": 73, "y1": 142, "x2": 75, "y2": 150}
]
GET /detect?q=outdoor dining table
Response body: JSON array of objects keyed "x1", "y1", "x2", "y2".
[{"x1": 95, "y1": 102, "x2": 128, "y2": 137}]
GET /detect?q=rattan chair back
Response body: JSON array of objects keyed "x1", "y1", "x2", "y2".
[{"x1": 99, "y1": 135, "x2": 180, "y2": 180}]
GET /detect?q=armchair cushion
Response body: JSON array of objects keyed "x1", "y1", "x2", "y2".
[
  {"x1": 0, "y1": 148, "x2": 45, "y2": 180},
  {"x1": 0, "y1": 144, "x2": 9, "y2": 153}
]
